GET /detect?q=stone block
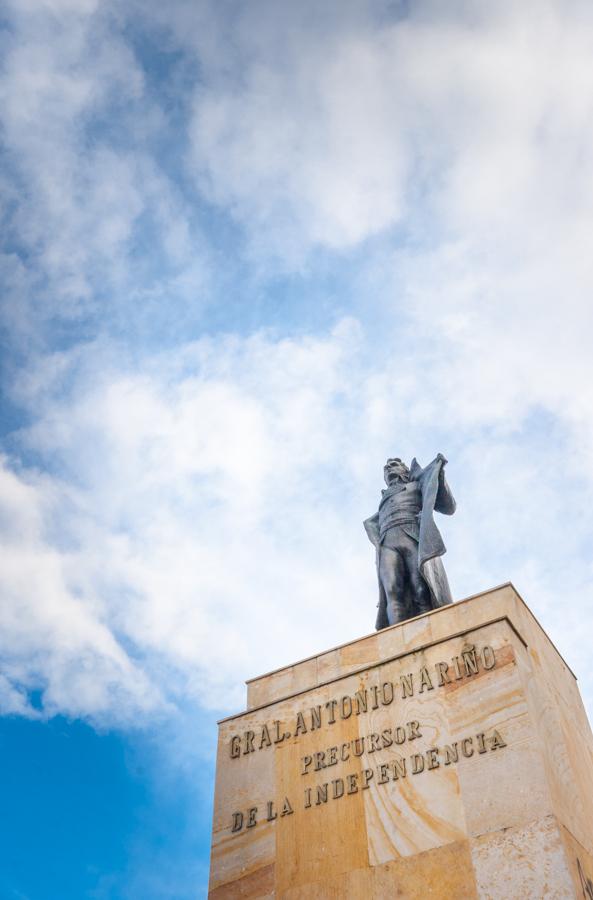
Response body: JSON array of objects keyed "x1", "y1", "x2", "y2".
[{"x1": 209, "y1": 584, "x2": 593, "y2": 898}]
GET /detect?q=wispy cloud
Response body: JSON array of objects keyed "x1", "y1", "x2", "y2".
[
  {"x1": 0, "y1": 0, "x2": 209, "y2": 350},
  {"x1": 3, "y1": 317, "x2": 593, "y2": 724},
  {"x1": 1, "y1": 0, "x2": 593, "y2": 731}
]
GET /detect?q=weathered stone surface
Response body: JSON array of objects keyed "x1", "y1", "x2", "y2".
[{"x1": 209, "y1": 584, "x2": 593, "y2": 898}]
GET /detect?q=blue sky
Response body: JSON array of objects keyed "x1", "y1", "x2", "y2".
[{"x1": 2, "y1": 0, "x2": 593, "y2": 897}]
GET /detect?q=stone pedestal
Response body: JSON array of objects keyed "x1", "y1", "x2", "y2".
[{"x1": 208, "y1": 584, "x2": 593, "y2": 898}]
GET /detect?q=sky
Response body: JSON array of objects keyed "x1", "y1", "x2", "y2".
[{"x1": 1, "y1": 0, "x2": 593, "y2": 896}]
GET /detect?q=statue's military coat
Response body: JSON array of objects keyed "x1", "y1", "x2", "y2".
[{"x1": 364, "y1": 456, "x2": 456, "y2": 630}]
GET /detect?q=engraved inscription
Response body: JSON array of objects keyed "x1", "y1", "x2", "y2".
[
  {"x1": 226, "y1": 642, "x2": 509, "y2": 836},
  {"x1": 230, "y1": 644, "x2": 499, "y2": 758},
  {"x1": 229, "y1": 728, "x2": 507, "y2": 833}
]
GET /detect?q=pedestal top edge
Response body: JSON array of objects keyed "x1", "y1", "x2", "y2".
[
  {"x1": 245, "y1": 582, "x2": 520, "y2": 685},
  {"x1": 218, "y1": 613, "x2": 526, "y2": 725}
]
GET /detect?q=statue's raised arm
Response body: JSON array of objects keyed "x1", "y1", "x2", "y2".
[
  {"x1": 412, "y1": 453, "x2": 456, "y2": 516},
  {"x1": 364, "y1": 454, "x2": 456, "y2": 629}
]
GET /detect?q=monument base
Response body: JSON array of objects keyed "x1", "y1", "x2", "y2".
[{"x1": 208, "y1": 584, "x2": 593, "y2": 898}]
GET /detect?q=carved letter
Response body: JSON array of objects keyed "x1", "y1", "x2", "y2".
[
  {"x1": 462, "y1": 645, "x2": 479, "y2": 677},
  {"x1": 352, "y1": 737, "x2": 365, "y2": 757},
  {"x1": 295, "y1": 712, "x2": 307, "y2": 736},
  {"x1": 310, "y1": 706, "x2": 322, "y2": 730},
  {"x1": 378, "y1": 763, "x2": 390, "y2": 784},
  {"x1": 230, "y1": 736, "x2": 241, "y2": 758},
  {"x1": 381, "y1": 681, "x2": 394, "y2": 705},
  {"x1": 481, "y1": 646, "x2": 496, "y2": 670},
  {"x1": 419, "y1": 666, "x2": 434, "y2": 693},
  {"x1": 407, "y1": 720, "x2": 422, "y2": 740},
  {"x1": 266, "y1": 801, "x2": 277, "y2": 821},
  {"x1": 393, "y1": 758, "x2": 407, "y2": 780},
  {"x1": 489, "y1": 730, "x2": 507, "y2": 751},
  {"x1": 281, "y1": 797, "x2": 294, "y2": 817},
  {"x1": 370, "y1": 684, "x2": 380, "y2": 709},
  {"x1": 368, "y1": 733, "x2": 382, "y2": 753},
  {"x1": 400, "y1": 674, "x2": 414, "y2": 698},
  {"x1": 354, "y1": 690, "x2": 368, "y2": 715},
  {"x1": 411, "y1": 753, "x2": 424, "y2": 774},
  {"x1": 394, "y1": 726, "x2": 406, "y2": 745},
  {"x1": 273, "y1": 721, "x2": 286, "y2": 743},
  {"x1": 231, "y1": 812, "x2": 243, "y2": 832},
  {"x1": 435, "y1": 661, "x2": 452, "y2": 685},
  {"x1": 426, "y1": 748, "x2": 440, "y2": 770},
  {"x1": 361, "y1": 768, "x2": 374, "y2": 789},
  {"x1": 341, "y1": 696, "x2": 352, "y2": 719},
  {"x1": 301, "y1": 755, "x2": 312, "y2": 775},
  {"x1": 259, "y1": 724, "x2": 272, "y2": 749},
  {"x1": 315, "y1": 784, "x2": 328, "y2": 805},
  {"x1": 461, "y1": 738, "x2": 474, "y2": 758},
  {"x1": 381, "y1": 729, "x2": 393, "y2": 748},
  {"x1": 443, "y1": 743, "x2": 459, "y2": 765},
  {"x1": 346, "y1": 774, "x2": 359, "y2": 794},
  {"x1": 325, "y1": 699, "x2": 338, "y2": 724},
  {"x1": 314, "y1": 751, "x2": 326, "y2": 771},
  {"x1": 332, "y1": 778, "x2": 344, "y2": 799}
]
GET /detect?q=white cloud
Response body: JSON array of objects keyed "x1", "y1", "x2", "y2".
[
  {"x1": 0, "y1": 0, "x2": 207, "y2": 338},
  {"x1": 1, "y1": 323, "x2": 383, "y2": 720},
  {"x1": 2, "y1": 0, "x2": 593, "y2": 729},
  {"x1": 4, "y1": 314, "x2": 593, "y2": 724},
  {"x1": 0, "y1": 457, "x2": 163, "y2": 720},
  {"x1": 188, "y1": 0, "x2": 593, "y2": 258}
]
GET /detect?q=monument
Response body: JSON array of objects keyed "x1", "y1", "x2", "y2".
[
  {"x1": 364, "y1": 454, "x2": 455, "y2": 628},
  {"x1": 208, "y1": 456, "x2": 593, "y2": 898}
]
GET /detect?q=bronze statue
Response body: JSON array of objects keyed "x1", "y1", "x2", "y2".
[{"x1": 364, "y1": 454, "x2": 456, "y2": 628}]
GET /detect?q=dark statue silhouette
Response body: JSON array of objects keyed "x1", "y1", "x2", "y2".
[{"x1": 364, "y1": 454, "x2": 456, "y2": 628}]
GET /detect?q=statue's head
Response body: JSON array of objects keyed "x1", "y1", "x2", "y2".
[{"x1": 384, "y1": 457, "x2": 410, "y2": 486}]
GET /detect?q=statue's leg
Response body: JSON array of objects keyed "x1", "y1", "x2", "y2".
[
  {"x1": 378, "y1": 547, "x2": 407, "y2": 625},
  {"x1": 399, "y1": 534, "x2": 432, "y2": 615},
  {"x1": 408, "y1": 560, "x2": 432, "y2": 614}
]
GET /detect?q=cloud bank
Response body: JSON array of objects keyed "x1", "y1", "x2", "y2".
[{"x1": 2, "y1": 0, "x2": 593, "y2": 724}]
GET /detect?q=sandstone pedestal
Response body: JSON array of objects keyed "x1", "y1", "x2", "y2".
[{"x1": 208, "y1": 584, "x2": 593, "y2": 898}]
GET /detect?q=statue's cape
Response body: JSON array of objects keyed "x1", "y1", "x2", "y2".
[{"x1": 364, "y1": 456, "x2": 456, "y2": 630}]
